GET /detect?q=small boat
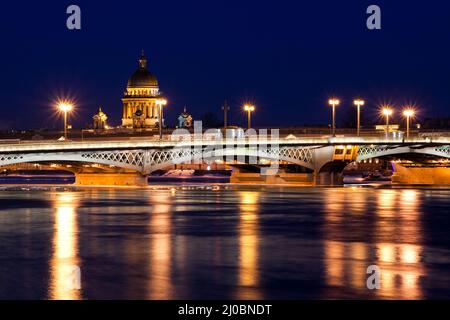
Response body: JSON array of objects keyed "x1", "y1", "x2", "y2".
[{"x1": 362, "y1": 172, "x2": 391, "y2": 182}]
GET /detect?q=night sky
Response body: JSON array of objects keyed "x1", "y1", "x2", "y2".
[{"x1": 2, "y1": 0, "x2": 450, "y2": 130}]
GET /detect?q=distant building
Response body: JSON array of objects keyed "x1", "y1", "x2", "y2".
[
  {"x1": 374, "y1": 124, "x2": 399, "y2": 132},
  {"x1": 178, "y1": 106, "x2": 193, "y2": 128},
  {"x1": 93, "y1": 106, "x2": 108, "y2": 130},
  {"x1": 121, "y1": 51, "x2": 166, "y2": 129}
]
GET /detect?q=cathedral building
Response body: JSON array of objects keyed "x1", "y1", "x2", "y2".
[
  {"x1": 178, "y1": 106, "x2": 193, "y2": 128},
  {"x1": 121, "y1": 51, "x2": 166, "y2": 128},
  {"x1": 93, "y1": 106, "x2": 108, "y2": 130}
]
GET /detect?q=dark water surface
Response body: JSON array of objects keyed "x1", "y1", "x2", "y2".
[{"x1": 1, "y1": 184, "x2": 450, "y2": 300}]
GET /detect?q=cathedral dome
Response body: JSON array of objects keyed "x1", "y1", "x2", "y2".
[{"x1": 127, "y1": 51, "x2": 158, "y2": 88}]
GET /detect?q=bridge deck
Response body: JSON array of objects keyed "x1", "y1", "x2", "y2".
[{"x1": 0, "y1": 136, "x2": 449, "y2": 153}]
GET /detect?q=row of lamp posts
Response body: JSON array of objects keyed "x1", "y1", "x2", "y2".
[
  {"x1": 57, "y1": 98, "x2": 168, "y2": 141},
  {"x1": 222, "y1": 102, "x2": 255, "y2": 130},
  {"x1": 328, "y1": 98, "x2": 416, "y2": 138},
  {"x1": 56, "y1": 98, "x2": 415, "y2": 141}
]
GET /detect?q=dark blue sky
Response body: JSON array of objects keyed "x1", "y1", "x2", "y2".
[{"x1": 1, "y1": 0, "x2": 450, "y2": 129}]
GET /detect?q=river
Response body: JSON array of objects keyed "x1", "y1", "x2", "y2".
[{"x1": 0, "y1": 184, "x2": 449, "y2": 299}]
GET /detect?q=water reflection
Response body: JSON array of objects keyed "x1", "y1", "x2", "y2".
[
  {"x1": 4, "y1": 185, "x2": 449, "y2": 299},
  {"x1": 323, "y1": 188, "x2": 425, "y2": 299},
  {"x1": 375, "y1": 189, "x2": 424, "y2": 299},
  {"x1": 49, "y1": 192, "x2": 81, "y2": 300},
  {"x1": 147, "y1": 191, "x2": 174, "y2": 299},
  {"x1": 236, "y1": 191, "x2": 261, "y2": 299}
]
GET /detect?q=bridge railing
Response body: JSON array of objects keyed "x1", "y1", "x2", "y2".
[{"x1": 2, "y1": 128, "x2": 450, "y2": 146}]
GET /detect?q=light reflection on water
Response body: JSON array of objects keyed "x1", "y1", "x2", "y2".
[
  {"x1": 323, "y1": 188, "x2": 425, "y2": 299},
  {"x1": 49, "y1": 192, "x2": 81, "y2": 300},
  {"x1": 147, "y1": 191, "x2": 173, "y2": 299},
  {"x1": 237, "y1": 191, "x2": 260, "y2": 299},
  {"x1": 1, "y1": 185, "x2": 450, "y2": 299}
]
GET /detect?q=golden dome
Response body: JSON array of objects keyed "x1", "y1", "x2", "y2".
[{"x1": 127, "y1": 51, "x2": 158, "y2": 88}]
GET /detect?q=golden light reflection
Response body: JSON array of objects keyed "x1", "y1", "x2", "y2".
[
  {"x1": 347, "y1": 190, "x2": 366, "y2": 215},
  {"x1": 401, "y1": 245, "x2": 420, "y2": 264},
  {"x1": 402, "y1": 189, "x2": 418, "y2": 204},
  {"x1": 49, "y1": 192, "x2": 81, "y2": 300},
  {"x1": 324, "y1": 240, "x2": 344, "y2": 287},
  {"x1": 379, "y1": 244, "x2": 396, "y2": 263},
  {"x1": 374, "y1": 189, "x2": 424, "y2": 299},
  {"x1": 324, "y1": 189, "x2": 345, "y2": 222},
  {"x1": 377, "y1": 189, "x2": 397, "y2": 217},
  {"x1": 237, "y1": 191, "x2": 261, "y2": 299},
  {"x1": 148, "y1": 191, "x2": 173, "y2": 299},
  {"x1": 349, "y1": 242, "x2": 367, "y2": 290},
  {"x1": 323, "y1": 189, "x2": 424, "y2": 299}
]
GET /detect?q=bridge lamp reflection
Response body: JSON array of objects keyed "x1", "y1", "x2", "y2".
[
  {"x1": 353, "y1": 99, "x2": 365, "y2": 136},
  {"x1": 244, "y1": 104, "x2": 255, "y2": 129},
  {"x1": 328, "y1": 99, "x2": 340, "y2": 137},
  {"x1": 57, "y1": 102, "x2": 74, "y2": 140},
  {"x1": 381, "y1": 107, "x2": 393, "y2": 138},
  {"x1": 403, "y1": 109, "x2": 415, "y2": 139}
]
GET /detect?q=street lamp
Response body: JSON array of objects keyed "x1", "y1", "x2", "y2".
[
  {"x1": 222, "y1": 101, "x2": 230, "y2": 129},
  {"x1": 382, "y1": 107, "x2": 393, "y2": 138},
  {"x1": 328, "y1": 98, "x2": 340, "y2": 137},
  {"x1": 156, "y1": 98, "x2": 167, "y2": 140},
  {"x1": 58, "y1": 102, "x2": 73, "y2": 140},
  {"x1": 403, "y1": 109, "x2": 415, "y2": 139},
  {"x1": 353, "y1": 99, "x2": 365, "y2": 136},
  {"x1": 244, "y1": 104, "x2": 255, "y2": 129}
]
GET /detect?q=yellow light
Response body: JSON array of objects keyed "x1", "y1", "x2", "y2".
[
  {"x1": 244, "y1": 104, "x2": 255, "y2": 112},
  {"x1": 328, "y1": 98, "x2": 340, "y2": 106},
  {"x1": 156, "y1": 98, "x2": 167, "y2": 106},
  {"x1": 403, "y1": 109, "x2": 415, "y2": 117},
  {"x1": 353, "y1": 99, "x2": 365, "y2": 107},
  {"x1": 382, "y1": 108, "x2": 393, "y2": 116},
  {"x1": 57, "y1": 102, "x2": 73, "y2": 112}
]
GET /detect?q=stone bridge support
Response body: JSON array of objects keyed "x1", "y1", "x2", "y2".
[
  {"x1": 312, "y1": 145, "x2": 357, "y2": 186},
  {"x1": 392, "y1": 163, "x2": 450, "y2": 185},
  {"x1": 229, "y1": 166, "x2": 314, "y2": 185},
  {"x1": 314, "y1": 171, "x2": 344, "y2": 186},
  {"x1": 74, "y1": 172, "x2": 148, "y2": 187}
]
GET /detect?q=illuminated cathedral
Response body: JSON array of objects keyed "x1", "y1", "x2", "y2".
[
  {"x1": 121, "y1": 51, "x2": 166, "y2": 128},
  {"x1": 93, "y1": 106, "x2": 108, "y2": 129}
]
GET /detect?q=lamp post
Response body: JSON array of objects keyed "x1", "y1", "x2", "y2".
[
  {"x1": 328, "y1": 98, "x2": 340, "y2": 137},
  {"x1": 353, "y1": 99, "x2": 365, "y2": 136},
  {"x1": 244, "y1": 104, "x2": 255, "y2": 129},
  {"x1": 222, "y1": 101, "x2": 230, "y2": 129},
  {"x1": 156, "y1": 98, "x2": 167, "y2": 140},
  {"x1": 382, "y1": 107, "x2": 393, "y2": 138},
  {"x1": 403, "y1": 109, "x2": 415, "y2": 139},
  {"x1": 58, "y1": 102, "x2": 73, "y2": 140}
]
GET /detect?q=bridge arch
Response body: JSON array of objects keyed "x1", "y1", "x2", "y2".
[
  {"x1": 356, "y1": 145, "x2": 450, "y2": 162},
  {"x1": 0, "y1": 150, "x2": 145, "y2": 173},
  {"x1": 0, "y1": 146, "x2": 319, "y2": 174},
  {"x1": 143, "y1": 146, "x2": 316, "y2": 173}
]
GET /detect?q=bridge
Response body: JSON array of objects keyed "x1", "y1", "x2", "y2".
[{"x1": 1, "y1": 135, "x2": 450, "y2": 185}]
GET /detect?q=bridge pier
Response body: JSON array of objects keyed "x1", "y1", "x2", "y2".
[
  {"x1": 392, "y1": 163, "x2": 450, "y2": 185},
  {"x1": 230, "y1": 167, "x2": 314, "y2": 185},
  {"x1": 314, "y1": 171, "x2": 344, "y2": 186},
  {"x1": 74, "y1": 172, "x2": 148, "y2": 187},
  {"x1": 229, "y1": 169, "x2": 344, "y2": 186}
]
